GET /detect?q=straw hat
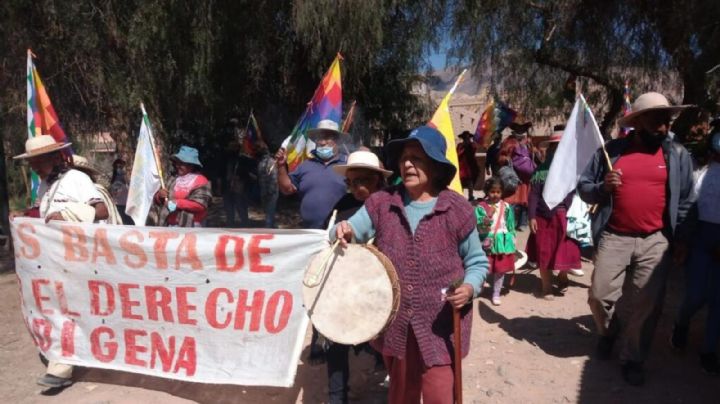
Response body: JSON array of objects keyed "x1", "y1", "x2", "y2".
[
  {"x1": 618, "y1": 92, "x2": 690, "y2": 127},
  {"x1": 307, "y1": 119, "x2": 347, "y2": 141},
  {"x1": 72, "y1": 155, "x2": 101, "y2": 177},
  {"x1": 332, "y1": 150, "x2": 392, "y2": 177},
  {"x1": 13, "y1": 135, "x2": 71, "y2": 159}
]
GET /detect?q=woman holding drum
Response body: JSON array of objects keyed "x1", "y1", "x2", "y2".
[
  {"x1": 322, "y1": 149, "x2": 391, "y2": 404},
  {"x1": 334, "y1": 126, "x2": 488, "y2": 403}
]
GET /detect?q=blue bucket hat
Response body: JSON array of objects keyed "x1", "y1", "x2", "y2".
[
  {"x1": 385, "y1": 126, "x2": 456, "y2": 187},
  {"x1": 171, "y1": 145, "x2": 203, "y2": 167}
]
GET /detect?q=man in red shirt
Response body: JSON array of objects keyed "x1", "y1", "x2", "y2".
[{"x1": 578, "y1": 92, "x2": 694, "y2": 386}]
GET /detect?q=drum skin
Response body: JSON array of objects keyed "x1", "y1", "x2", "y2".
[{"x1": 303, "y1": 244, "x2": 400, "y2": 345}]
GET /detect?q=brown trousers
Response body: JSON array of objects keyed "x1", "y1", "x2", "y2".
[
  {"x1": 588, "y1": 230, "x2": 672, "y2": 362},
  {"x1": 383, "y1": 329, "x2": 455, "y2": 404}
]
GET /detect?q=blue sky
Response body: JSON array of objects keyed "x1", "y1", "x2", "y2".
[{"x1": 429, "y1": 50, "x2": 447, "y2": 70}]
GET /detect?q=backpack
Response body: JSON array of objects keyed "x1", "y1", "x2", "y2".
[{"x1": 498, "y1": 163, "x2": 520, "y2": 197}]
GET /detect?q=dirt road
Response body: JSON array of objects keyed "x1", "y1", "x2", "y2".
[{"x1": 1, "y1": 223, "x2": 718, "y2": 403}]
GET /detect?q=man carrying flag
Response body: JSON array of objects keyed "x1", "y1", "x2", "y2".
[
  {"x1": 578, "y1": 92, "x2": 693, "y2": 386},
  {"x1": 276, "y1": 119, "x2": 348, "y2": 229}
]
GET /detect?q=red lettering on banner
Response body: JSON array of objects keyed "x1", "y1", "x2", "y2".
[
  {"x1": 90, "y1": 326, "x2": 117, "y2": 362},
  {"x1": 32, "y1": 318, "x2": 52, "y2": 352},
  {"x1": 120, "y1": 230, "x2": 147, "y2": 269},
  {"x1": 150, "y1": 333, "x2": 175, "y2": 372},
  {"x1": 234, "y1": 290, "x2": 265, "y2": 331},
  {"x1": 31, "y1": 279, "x2": 53, "y2": 315},
  {"x1": 17, "y1": 223, "x2": 40, "y2": 259},
  {"x1": 55, "y1": 281, "x2": 80, "y2": 317},
  {"x1": 175, "y1": 234, "x2": 203, "y2": 270},
  {"x1": 265, "y1": 291, "x2": 293, "y2": 334},
  {"x1": 61, "y1": 320, "x2": 76, "y2": 356},
  {"x1": 205, "y1": 288, "x2": 233, "y2": 329},
  {"x1": 214, "y1": 235, "x2": 245, "y2": 272},
  {"x1": 91, "y1": 228, "x2": 117, "y2": 265},
  {"x1": 62, "y1": 225, "x2": 89, "y2": 262},
  {"x1": 145, "y1": 286, "x2": 174, "y2": 322},
  {"x1": 148, "y1": 231, "x2": 179, "y2": 269},
  {"x1": 119, "y1": 283, "x2": 143, "y2": 320},
  {"x1": 89, "y1": 280, "x2": 115, "y2": 316},
  {"x1": 176, "y1": 287, "x2": 197, "y2": 325},
  {"x1": 124, "y1": 328, "x2": 148, "y2": 367},
  {"x1": 174, "y1": 337, "x2": 197, "y2": 376},
  {"x1": 249, "y1": 235, "x2": 274, "y2": 273}
]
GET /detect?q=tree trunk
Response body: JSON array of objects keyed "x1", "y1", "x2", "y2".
[
  {"x1": 0, "y1": 114, "x2": 13, "y2": 270},
  {"x1": 599, "y1": 87, "x2": 624, "y2": 139},
  {"x1": 681, "y1": 67, "x2": 706, "y2": 106}
]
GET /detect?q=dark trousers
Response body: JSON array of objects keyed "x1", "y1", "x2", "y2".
[
  {"x1": 116, "y1": 205, "x2": 134, "y2": 225},
  {"x1": 223, "y1": 192, "x2": 248, "y2": 227},
  {"x1": 515, "y1": 205, "x2": 528, "y2": 229},
  {"x1": 676, "y1": 221, "x2": 720, "y2": 354},
  {"x1": 327, "y1": 343, "x2": 350, "y2": 404}
]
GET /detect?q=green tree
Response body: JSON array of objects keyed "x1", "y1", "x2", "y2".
[{"x1": 447, "y1": 0, "x2": 720, "y2": 135}]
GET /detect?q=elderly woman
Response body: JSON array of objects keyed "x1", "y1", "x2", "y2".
[
  {"x1": 334, "y1": 126, "x2": 488, "y2": 403},
  {"x1": 321, "y1": 149, "x2": 391, "y2": 403},
  {"x1": 149, "y1": 145, "x2": 212, "y2": 227}
]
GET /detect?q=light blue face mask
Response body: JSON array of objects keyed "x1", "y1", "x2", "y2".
[{"x1": 315, "y1": 146, "x2": 334, "y2": 161}]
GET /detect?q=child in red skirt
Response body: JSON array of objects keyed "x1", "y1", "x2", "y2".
[
  {"x1": 526, "y1": 128, "x2": 581, "y2": 299},
  {"x1": 475, "y1": 177, "x2": 516, "y2": 305}
]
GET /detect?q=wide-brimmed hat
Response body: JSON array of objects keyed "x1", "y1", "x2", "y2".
[
  {"x1": 386, "y1": 126, "x2": 456, "y2": 187},
  {"x1": 307, "y1": 119, "x2": 347, "y2": 141},
  {"x1": 171, "y1": 145, "x2": 203, "y2": 167},
  {"x1": 509, "y1": 121, "x2": 533, "y2": 134},
  {"x1": 13, "y1": 135, "x2": 72, "y2": 160},
  {"x1": 72, "y1": 155, "x2": 101, "y2": 177},
  {"x1": 332, "y1": 150, "x2": 392, "y2": 178},
  {"x1": 618, "y1": 92, "x2": 690, "y2": 127}
]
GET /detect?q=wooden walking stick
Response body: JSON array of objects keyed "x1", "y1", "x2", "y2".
[{"x1": 449, "y1": 278, "x2": 464, "y2": 404}]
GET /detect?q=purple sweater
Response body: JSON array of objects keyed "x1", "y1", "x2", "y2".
[
  {"x1": 364, "y1": 186, "x2": 475, "y2": 367},
  {"x1": 512, "y1": 144, "x2": 536, "y2": 183}
]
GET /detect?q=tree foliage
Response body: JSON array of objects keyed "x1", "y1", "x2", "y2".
[
  {"x1": 447, "y1": 0, "x2": 720, "y2": 135},
  {"x1": 0, "y1": 0, "x2": 447, "y2": 162}
]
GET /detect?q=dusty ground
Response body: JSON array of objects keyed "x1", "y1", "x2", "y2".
[{"x1": 1, "y1": 196, "x2": 719, "y2": 403}]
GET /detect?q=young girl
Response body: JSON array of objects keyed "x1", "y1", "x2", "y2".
[
  {"x1": 475, "y1": 177, "x2": 516, "y2": 305},
  {"x1": 526, "y1": 127, "x2": 581, "y2": 299}
]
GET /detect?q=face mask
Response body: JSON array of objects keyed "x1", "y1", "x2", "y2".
[
  {"x1": 639, "y1": 131, "x2": 666, "y2": 148},
  {"x1": 315, "y1": 146, "x2": 334, "y2": 161}
]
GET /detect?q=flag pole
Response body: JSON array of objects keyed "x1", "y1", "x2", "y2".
[
  {"x1": 141, "y1": 103, "x2": 166, "y2": 190},
  {"x1": 20, "y1": 166, "x2": 31, "y2": 207},
  {"x1": 341, "y1": 101, "x2": 356, "y2": 133},
  {"x1": 578, "y1": 95, "x2": 613, "y2": 171}
]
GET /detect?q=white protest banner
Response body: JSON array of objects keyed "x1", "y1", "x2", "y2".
[{"x1": 11, "y1": 218, "x2": 326, "y2": 387}]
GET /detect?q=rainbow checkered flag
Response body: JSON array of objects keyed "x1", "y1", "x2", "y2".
[
  {"x1": 474, "y1": 99, "x2": 517, "y2": 147},
  {"x1": 243, "y1": 112, "x2": 264, "y2": 157},
  {"x1": 26, "y1": 49, "x2": 71, "y2": 204},
  {"x1": 281, "y1": 54, "x2": 343, "y2": 172}
]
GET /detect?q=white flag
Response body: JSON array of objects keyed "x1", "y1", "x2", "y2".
[
  {"x1": 543, "y1": 94, "x2": 604, "y2": 210},
  {"x1": 125, "y1": 106, "x2": 162, "y2": 225}
]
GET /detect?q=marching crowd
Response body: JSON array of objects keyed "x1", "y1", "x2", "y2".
[{"x1": 9, "y1": 90, "x2": 720, "y2": 403}]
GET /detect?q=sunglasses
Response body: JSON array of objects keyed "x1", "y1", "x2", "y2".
[{"x1": 345, "y1": 176, "x2": 375, "y2": 188}]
